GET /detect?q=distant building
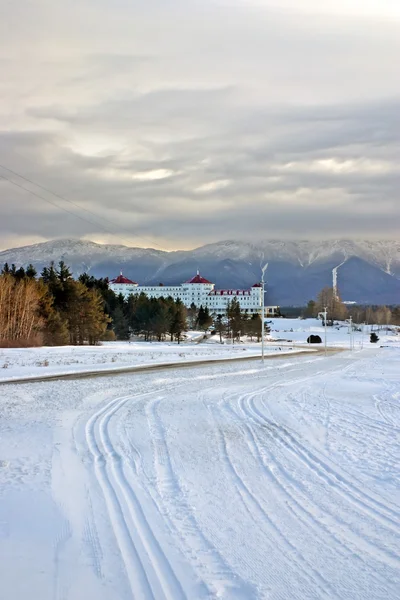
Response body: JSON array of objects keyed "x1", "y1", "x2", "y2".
[{"x1": 109, "y1": 271, "x2": 279, "y2": 316}]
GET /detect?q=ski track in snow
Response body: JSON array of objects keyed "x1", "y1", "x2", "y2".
[
  {"x1": 1, "y1": 348, "x2": 399, "y2": 599},
  {"x1": 84, "y1": 393, "x2": 187, "y2": 600}
]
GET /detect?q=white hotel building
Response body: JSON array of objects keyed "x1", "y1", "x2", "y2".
[{"x1": 109, "y1": 271, "x2": 279, "y2": 316}]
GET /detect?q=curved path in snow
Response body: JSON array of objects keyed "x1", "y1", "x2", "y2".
[{"x1": 1, "y1": 348, "x2": 399, "y2": 599}]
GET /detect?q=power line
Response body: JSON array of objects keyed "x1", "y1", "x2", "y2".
[{"x1": 0, "y1": 163, "x2": 165, "y2": 250}]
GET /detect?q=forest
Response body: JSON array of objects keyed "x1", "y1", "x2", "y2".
[{"x1": 0, "y1": 261, "x2": 265, "y2": 346}]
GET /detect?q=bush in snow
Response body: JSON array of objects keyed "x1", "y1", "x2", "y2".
[{"x1": 370, "y1": 332, "x2": 379, "y2": 343}]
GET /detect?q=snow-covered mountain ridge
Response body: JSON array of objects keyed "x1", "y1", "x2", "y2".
[
  {"x1": 1, "y1": 238, "x2": 399, "y2": 274},
  {"x1": 1, "y1": 238, "x2": 399, "y2": 305}
]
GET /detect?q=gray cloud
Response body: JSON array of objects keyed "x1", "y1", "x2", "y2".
[{"x1": 1, "y1": 0, "x2": 399, "y2": 250}]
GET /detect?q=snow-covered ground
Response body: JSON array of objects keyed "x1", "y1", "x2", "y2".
[
  {"x1": 0, "y1": 346, "x2": 399, "y2": 599},
  {"x1": 267, "y1": 317, "x2": 400, "y2": 348},
  {"x1": 0, "y1": 337, "x2": 301, "y2": 382},
  {"x1": 1, "y1": 318, "x2": 397, "y2": 382}
]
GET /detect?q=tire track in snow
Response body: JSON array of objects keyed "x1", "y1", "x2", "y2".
[
  {"x1": 145, "y1": 395, "x2": 255, "y2": 600},
  {"x1": 205, "y1": 397, "x2": 338, "y2": 599},
  {"x1": 246, "y1": 394, "x2": 400, "y2": 568},
  {"x1": 227, "y1": 390, "x2": 398, "y2": 597},
  {"x1": 241, "y1": 368, "x2": 400, "y2": 531},
  {"x1": 85, "y1": 393, "x2": 186, "y2": 600},
  {"x1": 97, "y1": 397, "x2": 187, "y2": 600},
  {"x1": 374, "y1": 392, "x2": 400, "y2": 431},
  {"x1": 85, "y1": 395, "x2": 154, "y2": 599}
]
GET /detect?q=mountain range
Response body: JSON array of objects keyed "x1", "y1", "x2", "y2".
[{"x1": 1, "y1": 239, "x2": 399, "y2": 306}]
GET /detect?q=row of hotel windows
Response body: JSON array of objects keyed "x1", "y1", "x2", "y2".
[
  {"x1": 112, "y1": 289, "x2": 260, "y2": 305},
  {"x1": 114, "y1": 289, "x2": 259, "y2": 304}
]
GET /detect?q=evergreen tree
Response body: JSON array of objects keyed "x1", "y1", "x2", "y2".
[
  {"x1": 249, "y1": 313, "x2": 262, "y2": 341},
  {"x1": 67, "y1": 282, "x2": 110, "y2": 345},
  {"x1": 303, "y1": 300, "x2": 317, "y2": 318},
  {"x1": 41, "y1": 262, "x2": 61, "y2": 306},
  {"x1": 43, "y1": 311, "x2": 70, "y2": 346},
  {"x1": 149, "y1": 299, "x2": 170, "y2": 341},
  {"x1": 214, "y1": 314, "x2": 226, "y2": 343},
  {"x1": 15, "y1": 266, "x2": 26, "y2": 280},
  {"x1": 187, "y1": 302, "x2": 198, "y2": 329},
  {"x1": 197, "y1": 305, "x2": 213, "y2": 332},
  {"x1": 125, "y1": 293, "x2": 138, "y2": 331},
  {"x1": 26, "y1": 264, "x2": 37, "y2": 279},
  {"x1": 227, "y1": 298, "x2": 242, "y2": 340},
  {"x1": 169, "y1": 298, "x2": 187, "y2": 344},
  {"x1": 132, "y1": 293, "x2": 152, "y2": 340},
  {"x1": 36, "y1": 279, "x2": 69, "y2": 346},
  {"x1": 112, "y1": 305, "x2": 130, "y2": 340}
]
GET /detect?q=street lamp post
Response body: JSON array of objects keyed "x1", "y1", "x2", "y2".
[{"x1": 261, "y1": 263, "x2": 268, "y2": 364}]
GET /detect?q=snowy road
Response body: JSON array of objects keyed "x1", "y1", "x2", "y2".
[{"x1": 1, "y1": 349, "x2": 399, "y2": 599}]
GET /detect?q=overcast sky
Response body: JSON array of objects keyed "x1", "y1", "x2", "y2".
[{"x1": 1, "y1": 0, "x2": 399, "y2": 251}]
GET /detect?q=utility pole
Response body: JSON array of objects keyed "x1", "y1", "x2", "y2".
[
  {"x1": 346, "y1": 316, "x2": 353, "y2": 350},
  {"x1": 350, "y1": 316, "x2": 353, "y2": 351},
  {"x1": 261, "y1": 263, "x2": 268, "y2": 364},
  {"x1": 318, "y1": 307, "x2": 328, "y2": 356}
]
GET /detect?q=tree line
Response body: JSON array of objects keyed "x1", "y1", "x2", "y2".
[
  {"x1": 303, "y1": 286, "x2": 400, "y2": 326},
  {"x1": 0, "y1": 262, "x2": 110, "y2": 347},
  {"x1": 0, "y1": 261, "x2": 192, "y2": 346},
  {"x1": 0, "y1": 261, "x2": 271, "y2": 347},
  {"x1": 104, "y1": 293, "x2": 267, "y2": 344}
]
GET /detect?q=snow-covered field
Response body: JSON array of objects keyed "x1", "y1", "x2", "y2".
[
  {"x1": 0, "y1": 345, "x2": 399, "y2": 599},
  {"x1": 267, "y1": 318, "x2": 399, "y2": 348},
  {"x1": 0, "y1": 337, "x2": 300, "y2": 383},
  {"x1": 1, "y1": 318, "x2": 397, "y2": 383}
]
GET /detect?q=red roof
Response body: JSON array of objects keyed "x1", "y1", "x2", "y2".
[
  {"x1": 252, "y1": 283, "x2": 262, "y2": 288},
  {"x1": 186, "y1": 272, "x2": 212, "y2": 284},
  {"x1": 110, "y1": 274, "x2": 137, "y2": 285}
]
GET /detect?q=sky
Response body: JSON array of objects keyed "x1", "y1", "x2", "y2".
[{"x1": 1, "y1": 0, "x2": 399, "y2": 251}]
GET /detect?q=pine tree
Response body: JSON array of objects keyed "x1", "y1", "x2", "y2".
[
  {"x1": 169, "y1": 299, "x2": 187, "y2": 344},
  {"x1": 112, "y1": 305, "x2": 130, "y2": 340},
  {"x1": 132, "y1": 293, "x2": 152, "y2": 340},
  {"x1": 227, "y1": 298, "x2": 242, "y2": 340},
  {"x1": 249, "y1": 313, "x2": 262, "y2": 341},
  {"x1": 303, "y1": 300, "x2": 317, "y2": 318},
  {"x1": 26, "y1": 264, "x2": 37, "y2": 279},
  {"x1": 214, "y1": 314, "x2": 226, "y2": 343},
  {"x1": 197, "y1": 305, "x2": 213, "y2": 332},
  {"x1": 149, "y1": 299, "x2": 170, "y2": 341},
  {"x1": 15, "y1": 266, "x2": 26, "y2": 280},
  {"x1": 187, "y1": 302, "x2": 198, "y2": 329},
  {"x1": 67, "y1": 283, "x2": 110, "y2": 345},
  {"x1": 43, "y1": 311, "x2": 70, "y2": 346}
]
